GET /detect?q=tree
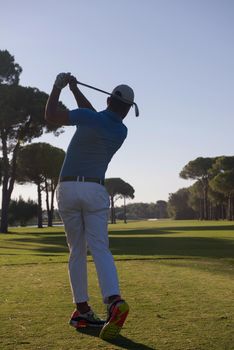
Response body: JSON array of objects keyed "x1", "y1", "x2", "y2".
[
  {"x1": 0, "y1": 157, "x2": 3, "y2": 185},
  {"x1": 16, "y1": 143, "x2": 46, "y2": 228},
  {"x1": 105, "y1": 178, "x2": 135, "y2": 224},
  {"x1": 16, "y1": 143, "x2": 65, "y2": 228},
  {"x1": 168, "y1": 188, "x2": 196, "y2": 219},
  {"x1": 8, "y1": 197, "x2": 38, "y2": 226},
  {"x1": 43, "y1": 145, "x2": 65, "y2": 226},
  {"x1": 208, "y1": 186, "x2": 227, "y2": 220},
  {"x1": 115, "y1": 202, "x2": 156, "y2": 220},
  {"x1": 155, "y1": 200, "x2": 168, "y2": 219},
  {"x1": 0, "y1": 50, "x2": 65, "y2": 232},
  {"x1": 0, "y1": 50, "x2": 22, "y2": 85},
  {"x1": 180, "y1": 157, "x2": 215, "y2": 220},
  {"x1": 188, "y1": 181, "x2": 204, "y2": 219},
  {"x1": 210, "y1": 156, "x2": 234, "y2": 220},
  {"x1": 118, "y1": 181, "x2": 135, "y2": 223},
  {"x1": 210, "y1": 172, "x2": 234, "y2": 220}
]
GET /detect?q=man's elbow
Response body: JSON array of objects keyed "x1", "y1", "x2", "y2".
[
  {"x1": 44, "y1": 109, "x2": 69, "y2": 125},
  {"x1": 44, "y1": 108, "x2": 54, "y2": 123},
  {"x1": 44, "y1": 110, "x2": 49, "y2": 122}
]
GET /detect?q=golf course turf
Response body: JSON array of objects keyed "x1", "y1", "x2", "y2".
[{"x1": 0, "y1": 220, "x2": 233, "y2": 349}]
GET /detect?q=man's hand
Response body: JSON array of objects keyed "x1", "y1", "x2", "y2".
[
  {"x1": 54, "y1": 72, "x2": 71, "y2": 90},
  {"x1": 69, "y1": 75, "x2": 78, "y2": 91},
  {"x1": 68, "y1": 75, "x2": 96, "y2": 111},
  {"x1": 45, "y1": 73, "x2": 71, "y2": 125}
]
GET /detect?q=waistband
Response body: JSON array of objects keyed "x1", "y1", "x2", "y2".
[{"x1": 59, "y1": 176, "x2": 105, "y2": 186}]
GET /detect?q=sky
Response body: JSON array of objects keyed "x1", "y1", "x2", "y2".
[{"x1": 1, "y1": 0, "x2": 234, "y2": 206}]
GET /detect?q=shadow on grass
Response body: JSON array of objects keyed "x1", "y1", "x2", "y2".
[
  {"x1": 9, "y1": 224, "x2": 234, "y2": 237},
  {"x1": 109, "y1": 236, "x2": 234, "y2": 259},
  {"x1": 106, "y1": 336, "x2": 156, "y2": 350},
  {"x1": 6, "y1": 223, "x2": 234, "y2": 260},
  {"x1": 110, "y1": 225, "x2": 234, "y2": 235},
  {"x1": 77, "y1": 328, "x2": 156, "y2": 350},
  {"x1": 8, "y1": 232, "x2": 234, "y2": 259},
  {"x1": 8, "y1": 234, "x2": 67, "y2": 253}
]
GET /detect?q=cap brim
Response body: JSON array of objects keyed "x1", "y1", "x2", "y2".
[{"x1": 133, "y1": 103, "x2": 139, "y2": 117}]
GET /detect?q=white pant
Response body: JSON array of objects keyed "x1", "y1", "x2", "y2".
[{"x1": 56, "y1": 181, "x2": 120, "y2": 304}]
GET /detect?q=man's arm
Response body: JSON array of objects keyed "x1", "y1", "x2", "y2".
[
  {"x1": 69, "y1": 76, "x2": 96, "y2": 111},
  {"x1": 45, "y1": 73, "x2": 70, "y2": 125}
]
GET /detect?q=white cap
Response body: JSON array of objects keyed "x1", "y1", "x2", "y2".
[{"x1": 111, "y1": 84, "x2": 134, "y2": 105}]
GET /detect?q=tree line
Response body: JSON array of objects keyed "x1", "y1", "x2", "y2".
[
  {"x1": 3, "y1": 169, "x2": 136, "y2": 229},
  {"x1": 113, "y1": 155, "x2": 234, "y2": 222},
  {"x1": 168, "y1": 156, "x2": 234, "y2": 220},
  {"x1": 115, "y1": 201, "x2": 168, "y2": 221}
]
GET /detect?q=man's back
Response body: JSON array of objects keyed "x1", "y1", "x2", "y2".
[{"x1": 60, "y1": 109, "x2": 128, "y2": 178}]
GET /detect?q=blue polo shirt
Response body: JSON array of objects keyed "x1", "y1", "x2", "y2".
[{"x1": 60, "y1": 108, "x2": 128, "y2": 179}]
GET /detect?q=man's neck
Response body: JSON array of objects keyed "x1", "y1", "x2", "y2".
[{"x1": 106, "y1": 107, "x2": 124, "y2": 119}]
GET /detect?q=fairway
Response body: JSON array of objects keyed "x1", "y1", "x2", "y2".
[{"x1": 0, "y1": 220, "x2": 233, "y2": 350}]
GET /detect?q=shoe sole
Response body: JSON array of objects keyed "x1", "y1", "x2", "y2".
[
  {"x1": 70, "y1": 320, "x2": 105, "y2": 329},
  {"x1": 99, "y1": 301, "x2": 129, "y2": 340}
]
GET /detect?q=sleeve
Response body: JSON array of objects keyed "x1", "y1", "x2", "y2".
[{"x1": 68, "y1": 108, "x2": 99, "y2": 126}]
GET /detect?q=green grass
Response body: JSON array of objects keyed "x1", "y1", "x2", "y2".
[{"x1": 0, "y1": 220, "x2": 234, "y2": 349}]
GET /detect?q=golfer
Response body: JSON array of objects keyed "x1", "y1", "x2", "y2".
[{"x1": 45, "y1": 73, "x2": 136, "y2": 340}]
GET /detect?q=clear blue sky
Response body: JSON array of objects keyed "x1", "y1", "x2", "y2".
[{"x1": 1, "y1": 0, "x2": 234, "y2": 204}]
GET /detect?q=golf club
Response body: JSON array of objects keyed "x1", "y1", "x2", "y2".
[{"x1": 75, "y1": 80, "x2": 139, "y2": 117}]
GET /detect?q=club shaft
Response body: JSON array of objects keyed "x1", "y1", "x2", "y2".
[
  {"x1": 75, "y1": 79, "x2": 139, "y2": 117},
  {"x1": 76, "y1": 80, "x2": 112, "y2": 96}
]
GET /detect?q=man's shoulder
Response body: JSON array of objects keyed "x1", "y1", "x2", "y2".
[
  {"x1": 68, "y1": 108, "x2": 100, "y2": 125},
  {"x1": 71, "y1": 108, "x2": 98, "y2": 116}
]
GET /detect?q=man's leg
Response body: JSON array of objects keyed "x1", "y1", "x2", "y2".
[
  {"x1": 82, "y1": 183, "x2": 120, "y2": 301},
  {"x1": 56, "y1": 182, "x2": 105, "y2": 328},
  {"x1": 56, "y1": 182, "x2": 88, "y2": 304},
  {"x1": 84, "y1": 208, "x2": 121, "y2": 302},
  {"x1": 59, "y1": 208, "x2": 88, "y2": 304},
  {"x1": 82, "y1": 183, "x2": 129, "y2": 338}
]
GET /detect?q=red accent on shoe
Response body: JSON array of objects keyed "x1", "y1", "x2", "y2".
[
  {"x1": 76, "y1": 320, "x2": 88, "y2": 328},
  {"x1": 109, "y1": 304, "x2": 129, "y2": 327}
]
